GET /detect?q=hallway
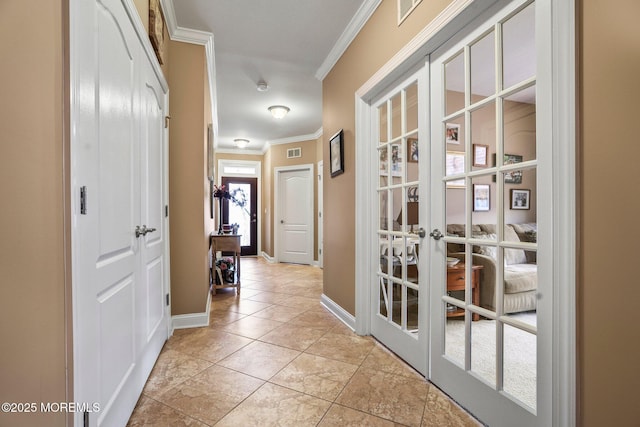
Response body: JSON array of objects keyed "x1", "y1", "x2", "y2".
[{"x1": 127, "y1": 258, "x2": 480, "y2": 426}]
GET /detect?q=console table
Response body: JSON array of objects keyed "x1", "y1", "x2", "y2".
[
  {"x1": 210, "y1": 234, "x2": 241, "y2": 295},
  {"x1": 447, "y1": 263, "x2": 482, "y2": 321}
]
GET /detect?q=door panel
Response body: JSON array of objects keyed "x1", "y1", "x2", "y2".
[{"x1": 278, "y1": 168, "x2": 313, "y2": 264}]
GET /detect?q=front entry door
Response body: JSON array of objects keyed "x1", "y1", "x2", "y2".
[
  {"x1": 222, "y1": 177, "x2": 258, "y2": 256},
  {"x1": 371, "y1": 70, "x2": 428, "y2": 374}
]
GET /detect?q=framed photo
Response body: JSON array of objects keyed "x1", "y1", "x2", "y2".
[
  {"x1": 446, "y1": 151, "x2": 465, "y2": 188},
  {"x1": 510, "y1": 189, "x2": 530, "y2": 210},
  {"x1": 407, "y1": 138, "x2": 418, "y2": 162},
  {"x1": 391, "y1": 144, "x2": 403, "y2": 176},
  {"x1": 379, "y1": 147, "x2": 388, "y2": 174},
  {"x1": 473, "y1": 184, "x2": 491, "y2": 211},
  {"x1": 473, "y1": 144, "x2": 489, "y2": 167},
  {"x1": 492, "y1": 153, "x2": 523, "y2": 184},
  {"x1": 329, "y1": 129, "x2": 344, "y2": 177},
  {"x1": 446, "y1": 123, "x2": 460, "y2": 144}
]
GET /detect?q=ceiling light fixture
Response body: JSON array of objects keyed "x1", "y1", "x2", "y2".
[
  {"x1": 257, "y1": 81, "x2": 269, "y2": 92},
  {"x1": 234, "y1": 138, "x2": 249, "y2": 149},
  {"x1": 268, "y1": 105, "x2": 290, "y2": 119}
]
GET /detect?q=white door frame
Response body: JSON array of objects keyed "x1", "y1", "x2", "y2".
[
  {"x1": 354, "y1": 0, "x2": 576, "y2": 425},
  {"x1": 274, "y1": 164, "x2": 314, "y2": 264},
  {"x1": 317, "y1": 160, "x2": 324, "y2": 268},
  {"x1": 217, "y1": 159, "x2": 262, "y2": 255}
]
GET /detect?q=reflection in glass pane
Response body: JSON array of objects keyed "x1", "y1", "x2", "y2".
[
  {"x1": 446, "y1": 259, "x2": 465, "y2": 307},
  {"x1": 471, "y1": 318, "x2": 497, "y2": 387},
  {"x1": 446, "y1": 182, "x2": 465, "y2": 238},
  {"x1": 392, "y1": 239, "x2": 403, "y2": 280},
  {"x1": 406, "y1": 82, "x2": 419, "y2": 133},
  {"x1": 445, "y1": 116, "x2": 465, "y2": 149},
  {"x1": 391, "y1": 93, "x2": 402, "y2": 140},
  {"x1": 503, "y1": 3, "x2": 535, "y2": 89},
  {"x1": 379, "y1": 103, "x2": 388, "y2": 143},
  {"x1": 407, "y1": 287, "x2": 419, "y2": 332},
  {"x1": 379, "y1": 236, "x2": 390, "y2": 274},
  {"x1": 406, "y1": 135, "x2": 419, "y2": 182},
  {"x1": 392, "y1": 282, "x2": 403, "y2": 326},
  {"x1": 379, "y1": 146, "x2": 389, "y2": 187},
  {"x1": 471, "y1": 101, "x2": 496, "y2": 172},
  {"x1": 390, "y1": 143, "x2": 403, "y2": 182},
  {"x1": 470, "y1": 30, "x2": 496, "y2": 104},
  {"x1": 407, "y1": 239, "x2": 419, "y2": 284},
  {"x1": 445, "y1": 315, "x2": 465, "y2": 367},
  {"x1": 391, "y1": 187, "x2": 402, "y2": 232},
  {"x1": 504, "y1": 85, "x2": 536, "y2": 161},
  {"x1": 379, "y1": 276, "x2": 389, "y2": 318},
  {"x1": 504, "y1": 324, "x2": 537, "y2": 409},
  {"x1": 228, "y1": 183, "x2": 251, "y2": 246},
  {"x1": 445, "y1": 52, "x2": 465, "y2": 116},
  {"x1": 471, "y1": 175, "x2": 496, "y2": 230},
  {"x1": 379, "y1": 191, "x2": 388, "y2": 231},
  {"x1": 401, "y1": 192, "x2": 419, "y2": 234}
]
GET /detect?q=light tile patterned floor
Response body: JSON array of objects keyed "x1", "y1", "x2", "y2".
[{"x1": 128, "y1": 257, "x2": 481, "y2": 426}]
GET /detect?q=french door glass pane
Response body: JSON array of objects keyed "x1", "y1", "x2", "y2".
[
  {"x1": 445, "y1": 52, "x2": 464, "y2": 116},
  {"x1": 503, "y1": 2, "x2": 536, "y2": 89},
  {"x1": 503, "y1": 323, "x2": 537, "y2": 408},
  {"x1": 470, "y1": 30, "x2": 496, "y2": 104},
  {"x1": 504, "y1": 85, "x2": 537, "y2": 161},
  {"x1": 470, "y1": 319, "x2": 497, "y2": 386}
]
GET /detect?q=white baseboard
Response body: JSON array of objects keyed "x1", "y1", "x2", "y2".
[
  {"x1": 171, "y1": 291, "x2": 211, "y2": 331},
  {"x1": 320, "y1": 294, "x2": 356, "y2": 332},
  {"x1": 261, "y1": 252, "x2": 276, "y2": 263}
]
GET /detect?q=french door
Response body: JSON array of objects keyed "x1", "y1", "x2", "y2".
[
  {"x1": 371, "y1": 70, "x2": 428, "y2": 375},
  {"x1": 221, "y1": 177, "x2": 258, "y2": 256},
  {"x1": 369, "y1": 1, "x2": 553, "y2": 425},
  {"x1": 429, "y1": 2, "x2": 548, "y2": 425}
]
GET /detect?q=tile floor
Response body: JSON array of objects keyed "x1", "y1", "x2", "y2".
[{"x1": 128, "y1": 258, "x2": 481, "y2": 427}]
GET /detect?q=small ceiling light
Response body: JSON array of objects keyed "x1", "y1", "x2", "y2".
[
  {"x1": 257, "y1": 81, "x2": 269, "y2": 92},
  {"x1": 268, "y1": 105, "x2": 290, "y2": 119},
  {"x1": 234, "y1": 138, "x2": 249, "y2": 149}
]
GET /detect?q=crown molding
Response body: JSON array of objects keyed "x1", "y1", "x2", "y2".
[
  {"x1": 214, "y1": 147, "x2": 265, "y2": 156},
  {"x1": 315, "y1": 0, "x2": 382, "y2": 81},
  {"x1": 161, "y1": 0, "x2": 219, "y2": 146},
  {"x1": 263, "y1": 127, "x2": 324, "y2": 152}
]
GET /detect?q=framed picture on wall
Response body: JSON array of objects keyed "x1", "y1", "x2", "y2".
[
  {"x1": 391, "y1": 144, "x2": 403, "y2": 176},
  {"x1": 446, "y1": 151, "x2": 465, "y2": 188},
  {"x1": 473, "y1": 184, "x2": 490, "y2": 211},
  {"x1": 492, "y1": 153, "x2": 523, "y2": 184},
  {"x1": 329, "y1": 129, "x2": 344, "y2": 177},
  {"x1": 473, "y1": 144, "x2": 489, "y2": 167},
  {"x1": 149, "y1": 0, "x2": 165, "y2": 64},
  {"x1": 510, "y1": 189, "x2": 530, "y2": 210},
  {"x1": 407, "y1": 138, "x2": 418, "y2": 162},
  {"x1": 446, "y1": 123, "x2": 460, "y2": 144}
]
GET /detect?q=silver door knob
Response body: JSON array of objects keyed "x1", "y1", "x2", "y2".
[
  {"x1": 146, "y1": 226, "x2": 157, "y2": 234},
  {"x1": 429, "y1": 229, "x2": 443, "y2": 240},
  {"x1": 417, "y1": 228, "x2": 426, "y2": 238},
  {"x1": 135, "y1": 225, "x2": 143, "y2": 238}
]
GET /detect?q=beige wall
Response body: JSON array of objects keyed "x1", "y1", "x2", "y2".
[
  {"x1": 323, "y1": 0, "x2": 452, "y2": 314},
  {"x1": 579, "y1": 0, "x2": 640, "y2": 424},
  {"x1": 0, "y1": 1, "x2": 69, "y2": 426},
  {"x1": 167, "y1": 40, "x2": 212, "y2": 315}
]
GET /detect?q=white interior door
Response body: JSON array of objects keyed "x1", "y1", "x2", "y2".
[
  {"x1": 428, "y1": 1, "x2": 549, "y2": 425},
  {"x1": 71, "y1": 0, "x2": 168, "y2": 425},
  {"x1": 370, "y1": 70, "x2": 428, "y2": 374},
  {"x1": 276, "y1": 166, "x2": 313, "y2": 265}
]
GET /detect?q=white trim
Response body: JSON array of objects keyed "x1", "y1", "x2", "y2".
[
  {"x1": 263, "y1": 128, "x2": 324, "y2": 153},
  {"x1": 171, "y1": 294, "x2": 211, "y2": 330},
  {"x1": 261, "y1": 251, "x2": 276, "y2": 263},
  {"x1": 274, "y1": 164, "x2": 315, "y2": 265},
  {"x1": 354, "y1": 95, "x2": 372, "y2": 336},
  {"x1": 161, "y1": 0, "x2": 218, "y2": 148},
  {"x1": 317, "y1": 160, "x2": 324, "y2": 269},
  {"x1": 315, "y1": 0, "x2": 382, "y2": 81},
  {"x1": 321, "y1": 294, "x2": 356, "y2": 331},
  {"x1": 356, "y1": 0, "x2": 497, "y2": 100},
  {"x1": 214, "y1": 147, "x2": 264, "y2": 156},
  {"x1": 550, "y1": 0, "x2": 576, "y2": 425}
]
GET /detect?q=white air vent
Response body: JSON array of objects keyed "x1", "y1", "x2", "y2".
[{"x1": 287, "y1": 147, "x2": 302, "y2": 159}]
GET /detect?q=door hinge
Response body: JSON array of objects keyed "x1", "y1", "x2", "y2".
[
  {"x1": 83, "y1": 410, "x2": 89, "y2": 427},
  {"x1": 80, "y1": 186, "x2": 88, "y2": 215},
  {"x1": 165, "y1": 205, "x2": 169, "y2": 217},
  {"x1": 166, "y1": 293, "x2": 170, "y2": 306},
  {"x1": 164, "y1": 115, "x2": 171, "y2": 128}
]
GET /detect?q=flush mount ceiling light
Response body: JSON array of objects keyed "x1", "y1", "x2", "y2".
[
  {"x1": 268, "y1": 105, "x2": 290, "y2": 119},
  {"x1": 234, "y1": 138, "x2": 249, "y2": 149},
  {"x1": 256, "y1": 81, "x2": 269, "y2": 92}
]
